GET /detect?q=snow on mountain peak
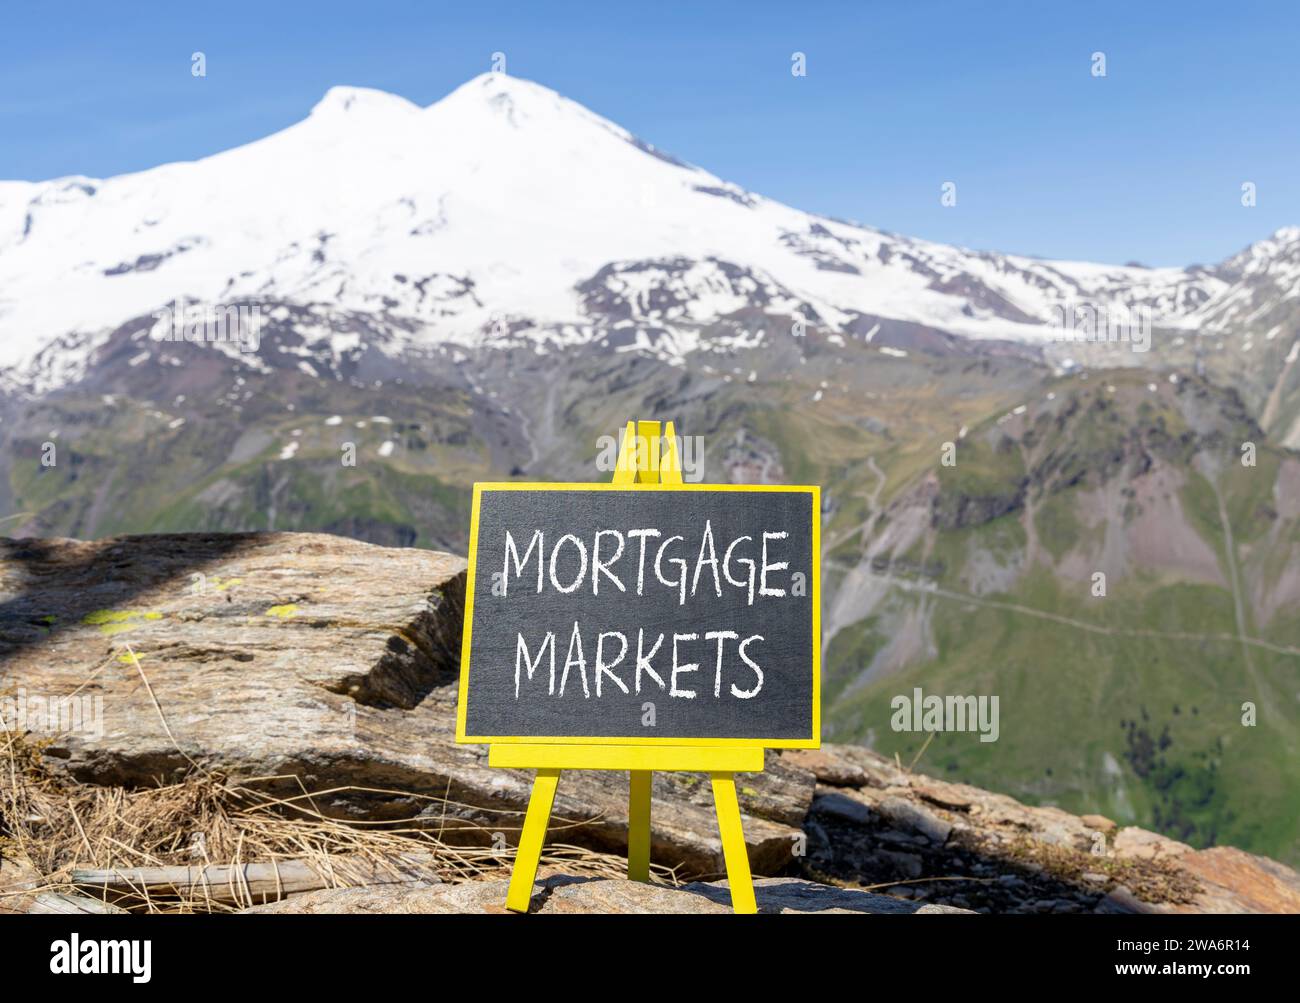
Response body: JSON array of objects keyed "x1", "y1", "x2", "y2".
[
  {"x1": 436, "y1": 72, "x2": 596, "y2": 121},
  {"x1": 441, "y1": 71, "x2": 554, "y2": 103},
  {"x1": 0, "y1": 71, "x2": 1285, "y2": 389},
  {"x1": 309, "y1": 85, "x2": 420, "y2": 120}
]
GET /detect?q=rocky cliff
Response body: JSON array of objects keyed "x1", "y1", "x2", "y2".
[{"x1": 2, "y1": 532, "x2": 1296, "y2": 914}]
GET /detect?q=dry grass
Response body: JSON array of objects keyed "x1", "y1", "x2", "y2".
[
  {"x1": 0, "y1": 725, "x2": 681, "y2": 913},
  {"x1": 1001, "y1": 834, "x2": 1201, "y2": 905}
]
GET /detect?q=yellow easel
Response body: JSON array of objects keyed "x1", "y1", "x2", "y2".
[{"x1": 491, "y1": 420, "x2": 762, "y2": 914}]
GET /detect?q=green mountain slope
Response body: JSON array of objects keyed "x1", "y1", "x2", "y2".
[{"x1": 822, "y1": 368, "x2": 1300, "y2": 864}]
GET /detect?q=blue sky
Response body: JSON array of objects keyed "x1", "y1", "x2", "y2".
[{"x1": 2, "y1": 0, "x2": 1296, "y2": 266}]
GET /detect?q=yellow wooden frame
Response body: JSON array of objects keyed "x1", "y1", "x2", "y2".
[
  {"x1": 457, "y1": 420, "x2": 821, "y2": 914},
  {"x1": 455, "y1": 484, "x2": 821, "y2": 748}
]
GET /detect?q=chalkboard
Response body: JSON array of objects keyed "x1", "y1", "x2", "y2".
[{"x1": 455, "y1": 483, "x2": 820, "y2": 747}]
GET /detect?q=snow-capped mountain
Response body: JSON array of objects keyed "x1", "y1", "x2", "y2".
[
  {"x1": 0, "y1": 72, "x2": 1295, "y2": 396},
  {"x1": 4, "y1": 73, "x2": 1298, "y2": 869}
]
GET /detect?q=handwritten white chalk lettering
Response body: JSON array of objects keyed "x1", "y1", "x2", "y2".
[
  {"x1": 499, "y1": 521, "x2": 790, "y2": 607},
  {"x1": 462, "y1": 485, "x2": 819, "y2": 745},
  {"x1": 513, "y1": 624, "x2": 766, "y2": 701}
]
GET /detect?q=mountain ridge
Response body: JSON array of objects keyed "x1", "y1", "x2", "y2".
[{"x1": 3, "y1": 72, "x2": 1296, "y2": 408}]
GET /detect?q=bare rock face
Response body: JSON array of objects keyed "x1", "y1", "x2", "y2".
[
  {"x1": 785, "y1": 743, "x2": 1300, "y2": 915},
  {"x1": 0, "y1": 532, "x2": 807, "y2": 878},
  {"x1": 240, "y1": 875, "x2": 972, "y2": 915},
  {"x1": 1, "y1": 531, "x2": 469, "y2": 783},
  {"x1": 1166, "y1": 847, "x2": 1300, "y2": 914}
]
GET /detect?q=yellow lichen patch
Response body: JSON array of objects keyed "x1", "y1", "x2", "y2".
[
  {"x1": 82, "y1": 610, "x2": 134, "y2": 626},
  {"x1": 265, "y1": 604, "x2": 300, "y2": 619},
  {"x1": 211, "y1": 576, "x2": 243, "y2": 592},
  {"x1": 117, "y1": 652, "x2": 141, "y2": 665},
  {"x1": 81, "y1": 609, "x2": 165, "y2": 636}
]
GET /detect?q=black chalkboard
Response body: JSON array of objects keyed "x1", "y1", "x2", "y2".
[{"x1": 455, "y1": 484, "x2": 820, "y2": 747}]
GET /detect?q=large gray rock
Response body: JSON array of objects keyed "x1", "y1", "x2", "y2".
[
  {"x1": 0, "y1": 532, "x2": 810, "y2": 877},
  {"x1": 241, "y1": 875, "x2": 973, "y2": 914},
  {"x1": 784, "y1": 744, "x2": 1300, "y2": 915}
]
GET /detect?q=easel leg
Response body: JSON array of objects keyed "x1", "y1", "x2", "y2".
[
  {"x1": 710, "y1": 771, "x2": 758, "y2": 914},
  {"x1": 506, "y1": 768, "x2": 561, "y2": 913},
  {"x1": 628, "y1": 770, "x2": 652, "y2": 881}
]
